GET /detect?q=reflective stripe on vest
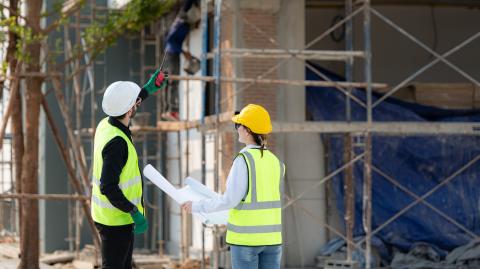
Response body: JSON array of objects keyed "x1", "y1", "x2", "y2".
[
  {"x1": 234, "y1": 151, "x2": 284, "y2": 211},
  {"x1": 91, "y1": 117, "x2": 143, "y2": 226},
  {"x1": 92, "y1": 196, "x2": 142, "y2": 209},
  {"x1": 226, "y1": 149, "x2": 285, "y2": 246},
  {"x1": 227, "y1": 223, "x2": 282, "y2": 233},
  {"x1": 92, "y1": 176, "x2": 142, "y2": 192}
]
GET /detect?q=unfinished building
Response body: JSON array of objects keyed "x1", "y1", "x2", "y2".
[{"x1": 1, "y1": 0, "x2": 480, "y2": 268}]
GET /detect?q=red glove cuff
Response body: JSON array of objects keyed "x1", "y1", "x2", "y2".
[{"x1": 155, "y1": 71, "x2": 165, "y2": 87}]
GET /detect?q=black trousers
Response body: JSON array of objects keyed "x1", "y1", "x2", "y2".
[{"x1": 95, "y1": 222, "x2": 134, "y2": 269}]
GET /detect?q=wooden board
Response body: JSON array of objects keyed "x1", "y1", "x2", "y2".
[{"x1": 40, "y1": 252, "x2": 75, "y2": 265}]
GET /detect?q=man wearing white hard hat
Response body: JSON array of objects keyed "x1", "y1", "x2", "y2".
[{"x1": 91, "y1": 69, "x2": 167, "y2": 269}]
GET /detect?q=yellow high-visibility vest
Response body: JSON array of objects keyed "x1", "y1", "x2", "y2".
[
  {"x1": 91, "y1": 117, "x2": 144, "y2": 226},
  {"x1": 226, "y1": 148, "x2": 285, "y2": 246}
]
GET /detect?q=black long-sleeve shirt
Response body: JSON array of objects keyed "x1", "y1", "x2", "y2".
[{"x1": 99, "y1": 88, "x2": 149, "y2": 213}]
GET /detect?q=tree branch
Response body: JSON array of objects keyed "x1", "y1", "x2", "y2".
[
  {"x1": 0, "y1": 62, "x2": 22, "y2": 152},
  {"x1": 0, "y1": 3, "x2": 33, "y2": 28}
]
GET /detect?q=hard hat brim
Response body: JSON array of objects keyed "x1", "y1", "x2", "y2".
[{"x1": 231, "y1": 114, "x2": 241, "y2": 124}]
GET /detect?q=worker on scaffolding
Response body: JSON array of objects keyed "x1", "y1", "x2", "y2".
[
  {"x1": 162, "y1": 0, "x2": 201, "y2": 121},
  {"x1": 182, "y1": 104, "x2": 285, "y2": 269},
  {"x1": 91, "y1": 70, "x2": 168, "y2": 269}
]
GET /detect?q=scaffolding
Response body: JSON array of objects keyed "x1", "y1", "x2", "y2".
[
  {"x1": 1, "y1": 0, "x2": 480, "y2": 268},
  {"x1": 170, "y1": 1, "x2": 480, "y2": 268}
]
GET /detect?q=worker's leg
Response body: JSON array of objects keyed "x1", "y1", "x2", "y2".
[
  {"x1": 95, "y1": 223, "x2": 134, "y2": 269},
  {"x1": 166, "y1": 52, "x2": 180, "y2": 113},
  {"x1": 258, "y1": 245, "x2": 282, "y2": 269},
  {"x1": 123, "y1": 232, "x2": 135, "y2": 269},
  {"x1": 230, "y1": 245, "x2": 263, "y2": 269}
]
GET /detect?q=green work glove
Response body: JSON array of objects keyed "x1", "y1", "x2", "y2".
[
  {"x1": 130, "y1": 207, "x2": 148, "y2": 234},
  {"x1": 143, "y1": 69, "x2": 168, "y2": 94}
]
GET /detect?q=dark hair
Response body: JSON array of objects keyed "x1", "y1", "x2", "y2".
[
  {"x1": 246, "y1": 127, "x2": 267, "y2": 157},
  {"x1": 114, "y1": 113, "x2": 127, "y2": 120}
]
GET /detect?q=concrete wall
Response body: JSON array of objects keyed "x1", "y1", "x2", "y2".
[
  {"x1": 306, "y1": 6, "x2": 480, "y2": 85},
  {"x1": 361, "y1": 6, "x2": 480, "y2": 85},
  {"x1": 276, "y1": 1, "x2": 328, "y2": 268}
]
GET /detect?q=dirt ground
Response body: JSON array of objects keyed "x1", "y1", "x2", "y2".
[{"x1": 0, "y1": 236, "x2": 206, "y2": 269}]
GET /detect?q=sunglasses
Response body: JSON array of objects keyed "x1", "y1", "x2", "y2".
[
  {"x1": 134, "y1": 98, "x2": 142, "y2": 107},
  {"x1": 235, "y1": 123, "x2": 241, "y2": 130}
]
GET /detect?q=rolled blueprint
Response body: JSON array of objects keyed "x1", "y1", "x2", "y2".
[{"x1": 143, "y1": 164, "x2": 228, "y2": 225}]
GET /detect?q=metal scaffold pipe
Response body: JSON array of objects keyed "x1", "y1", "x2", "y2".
[{"x1": 169, "y1": 75, "x2": 387, "y2": 89}]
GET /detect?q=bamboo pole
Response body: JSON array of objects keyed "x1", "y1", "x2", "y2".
[
  {"x1": 51, "y1": 76, "x2": 91, "y2": 193},
  {"x1": 41, "y1": 96, "x2": 101, "y2": 249},
  {"x1": 0, "y1": 63, "x2": 21, "y2": 151},
  {"x1": 344, "y1": 134, "x2": 355, "y2": 261}
]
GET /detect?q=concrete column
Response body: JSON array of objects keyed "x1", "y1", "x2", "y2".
[{"x1": 277, "y1": 0, "x2": 327, "y2": 267}]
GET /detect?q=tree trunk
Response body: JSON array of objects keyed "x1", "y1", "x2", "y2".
[
  {"x1": 19, "y1": 1, "x2": 42, "y2": 268},
  {"x1": 6, "y1": 0, "x2": 23, "y2": 239}
]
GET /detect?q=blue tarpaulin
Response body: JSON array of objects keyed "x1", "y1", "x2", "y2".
[{"x1": 306, "y1": 64, "x2": 480, "y2": 258}]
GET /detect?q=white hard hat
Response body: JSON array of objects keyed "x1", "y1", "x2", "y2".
[{"x1": 102, "y1": 81, "x2": 141, "y2": 117}]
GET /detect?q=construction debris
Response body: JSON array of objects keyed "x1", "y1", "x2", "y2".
[
  {"x1": 40, "y1": 252, "x2": 75, "y2": 265},
  {"x1": 171, "y1": 258, "x2": 208, "y2": 269},
  {"x1": 133, "y1": 254, "x2": 171, "y2": 269},
  {"x1": 0, "y1": 243, "x2": 19, "y2": 259},
  {"x1": 0, "y1": 260, "x2": 55, "y2": 269},
  {"x1": 0, "y1": 239, "x2": 204, "y2": 269}
]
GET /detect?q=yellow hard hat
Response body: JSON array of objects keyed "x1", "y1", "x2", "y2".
[{"x1": 232, "y1": 104, "x2": 272, "y2": 134}]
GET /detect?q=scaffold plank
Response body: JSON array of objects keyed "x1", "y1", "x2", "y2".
[
  {"x1": 169, "y1": 75, "x2": 388, "y2": 89},
  {"x1": 76, "y1": 120, "x2": 480, "y2": 135},
  {"x1": 206, "y1": 48, "x2": 365, "y2": 61},
  {"x1": 201, "y1": 121, "x2": 480, "y2": 135}
]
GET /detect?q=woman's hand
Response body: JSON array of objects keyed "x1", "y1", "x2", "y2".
[{"x1": 181, "y1": 201, "x2": 193, "y2": 213}]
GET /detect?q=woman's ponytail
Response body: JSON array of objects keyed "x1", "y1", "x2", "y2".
[{"x1": 253, "y1": 133, "x2": 267, "y2": 157}]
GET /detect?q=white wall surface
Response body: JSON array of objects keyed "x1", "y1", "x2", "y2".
[{"x1": 164, "y1": 22, "x2": 216, "y2": 257}]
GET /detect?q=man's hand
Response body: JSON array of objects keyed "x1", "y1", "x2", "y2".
[
  {"x1": 143, "y1": 69, "x2": 168, "y2": 94},
  {"x1": 130, "y1": 207, "x2": 148, "y2": 234},
  {"x1": 181, "y1": 201, "x2": 193, "y2": 214}
]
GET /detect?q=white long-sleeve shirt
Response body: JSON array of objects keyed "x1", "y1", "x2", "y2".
[{"x1": 191, "y1": 144, "x2": 261, "y2": 214}]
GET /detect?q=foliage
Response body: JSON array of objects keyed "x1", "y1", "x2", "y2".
[
  {"x1": 0, "y1": 16, "x2": 44, "y2": 66},
  {"x1": 0, "y1": 0, "x2": 174, "y2": 70},
  {"x1": 83, "y1": 0, "x2": 174, "y2": 58}
]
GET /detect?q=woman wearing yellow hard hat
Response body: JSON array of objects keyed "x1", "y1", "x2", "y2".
[{"x1": 182, "y1": 104, "x2": 285, "y2": 269}]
